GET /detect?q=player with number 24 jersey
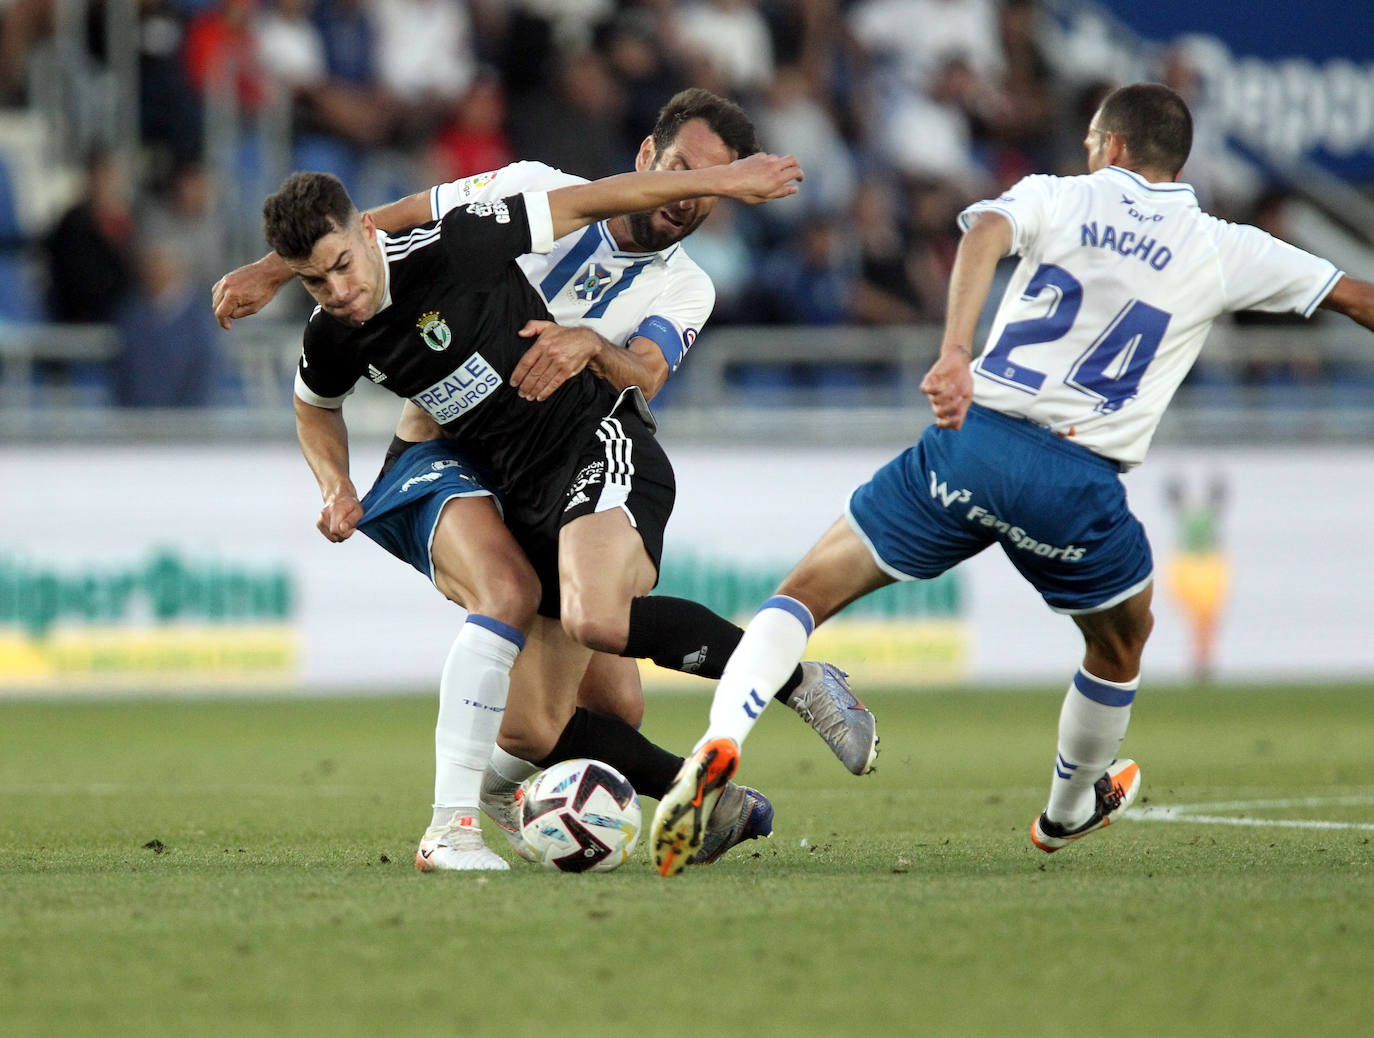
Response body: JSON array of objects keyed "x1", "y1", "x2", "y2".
[
  {"x1": 648, "y1": 83, "x2": 1374, "y2": 878},
  {"x1": 965, "y1": 166, "x2": 1340, "y2": 468}
]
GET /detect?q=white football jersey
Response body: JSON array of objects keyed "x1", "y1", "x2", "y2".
[
  {"x1": 429, "y1": 161, "x2": 715, "y2": 374},
  {"x1": 961, "y1": 166, "x2": 1342, "y2": 467}
]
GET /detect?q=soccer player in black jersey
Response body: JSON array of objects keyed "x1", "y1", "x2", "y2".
[
  {"x1": 263, "y1": 154, "x2": 818, "y2": 869},
  {"x1": 223, "y1": 94, "x2": 880, "y2": 873}
]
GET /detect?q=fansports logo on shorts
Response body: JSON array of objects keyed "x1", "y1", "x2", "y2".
[
  {"x1": 929, "y1": 469, "x2": 1085, "y2": 562},
  {"x1": 416, "y1": 310, "x2": 451, "y2": 351}
]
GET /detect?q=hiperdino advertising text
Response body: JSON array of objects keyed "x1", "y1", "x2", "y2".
[
  {"x1": 0, "y1": 550, "x2": 296, "y2": 691},
  {"x1": 8, "y1": 442, "x2": 1374, "y2": 694}
]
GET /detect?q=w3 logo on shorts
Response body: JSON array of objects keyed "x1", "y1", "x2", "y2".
[{"x1": 929, "y1": 470, "x2": 972, "y2": 507}]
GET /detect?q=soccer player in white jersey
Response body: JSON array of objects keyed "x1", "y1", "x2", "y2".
[
  {"x1": 650, "y1": 82, "x2": 1374, "y2": 876},
  {"x1": 214, "y1": 90, "x2": 877, "y2": 871}
]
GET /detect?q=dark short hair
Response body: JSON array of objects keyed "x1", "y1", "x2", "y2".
[
  {"x1": 651, "y1": 87, "x2": 759, "y2": 160},
  {"x1": 1096, "y1": 82, "x2": 1193, "y2": 176},
  {"x1": 262, "y1": 171, "x2": 357, "y2": 260}
]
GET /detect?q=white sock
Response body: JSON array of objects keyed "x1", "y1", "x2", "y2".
[
  {"x1": 1044, "y1": 668, "x2": 1137, "y2": 829},
  {"x1": 482, "y1": 744, "x2": 540, "y2": 801},
  {"x1": 700, "y1": 596, "x2": 814, "y2": 750},
  {"x1": 430, "y1": 615, "x2": 523, "y2": 829}
]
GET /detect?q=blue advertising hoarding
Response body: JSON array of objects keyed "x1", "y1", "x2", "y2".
[
  {"x1": 1097, "y1": 3, "x2": 1372, "y2": 63},
  {"x1": 1053, "y1": 0, "x2": 1374, "y2": 180}
]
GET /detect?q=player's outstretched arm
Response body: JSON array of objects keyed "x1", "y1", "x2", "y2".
[
  {"x1": 213, "y1": 191, "x2": 435, "y2": 330},
  {"x1": 545, "y1": 153, "x2": 803, "y2": 240},
  {"x1": 1319, "y1": 274, "x2": 1374, "y2": 332},
  {"x1": 919, "y1": 211, "x2": 1011, "y2": 430},
  {"x1": 294, "y1": 396, "x2": 363, "y2": 543}
]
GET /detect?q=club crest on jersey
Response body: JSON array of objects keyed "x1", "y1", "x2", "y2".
[
  {"x1": 572, "y1": 263, "x2": 612, "y2": 302},
  {"x1": 416, "y1": 310, "x2": 451, "y2": 351}
]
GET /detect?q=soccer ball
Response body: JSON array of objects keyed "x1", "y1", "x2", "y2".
[{"x1": 519, "y1": 758, "x2": 641, "y2": 872}]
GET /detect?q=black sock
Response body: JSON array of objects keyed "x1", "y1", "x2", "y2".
[
  {"x1": 622, "y1": 595, "x2": 804, "y2": 701},
  {"x1": 538, "y1": 707, "x2": 682, "y2": 799}
]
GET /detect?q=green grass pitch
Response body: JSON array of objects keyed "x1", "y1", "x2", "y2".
[{"x1": 2, "y1": 681, "x2": 1371, "y2": 1037}]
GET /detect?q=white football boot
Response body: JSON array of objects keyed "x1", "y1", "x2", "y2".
[{"x1": 415, "y1": 815, "x2": 510, "y2": 872}]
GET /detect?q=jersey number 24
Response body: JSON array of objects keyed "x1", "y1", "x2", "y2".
[{"x1": 979, "y1": 263, "x2": 1172, "y2": 413}]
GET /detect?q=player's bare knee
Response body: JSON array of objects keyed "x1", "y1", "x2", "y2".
[
  {"x1": 562, "y1": 613, "x2": 626, "y2": 655},
  {"x1": 437, "y1": 567, "x2": 540, "y2": 629},
  {"x1": 1087, "y1": 613, "x2": 1152, "y2": 676},
  {"x1": 1117, "y1": 608, "x2": 1154, "y2": 663},
  {"x1": 482, "y1": 569, "x2": 541, "y2": 630},
  {"x1": 560, "y1": 599, "x2": 628, "y2": 655}
]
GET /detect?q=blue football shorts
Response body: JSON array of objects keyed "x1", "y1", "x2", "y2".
[
  {"x1": 354, "y1": 401, "x2": 674, "y2": 619},
  {"x1": 356, "y1": 439, "x2": 499, "y2": 584},
  {"x1": 846, "y1": 403, "x2": 1153, "y2": 614}
]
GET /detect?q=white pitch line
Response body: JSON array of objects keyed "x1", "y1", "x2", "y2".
[
  {"x1": 1127, "y1": 796, "x2": 1374, "y2": 832},
  {"x1": 1140, "y1": 795, "x2": 1374, "y2": 811}
]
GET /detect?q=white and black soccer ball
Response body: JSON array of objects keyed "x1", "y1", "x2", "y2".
[{"x1": 519, "y1": 758, "x2": 641, "y2": 872}]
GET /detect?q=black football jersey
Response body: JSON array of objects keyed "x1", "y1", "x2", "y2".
[{"x1": 295, "y1": 193, "x2": 619, "y2": 502}]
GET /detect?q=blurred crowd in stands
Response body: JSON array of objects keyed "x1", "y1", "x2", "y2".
[{"x1": 0, "y1": 0, "x2": 1356, "y2": 408}]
